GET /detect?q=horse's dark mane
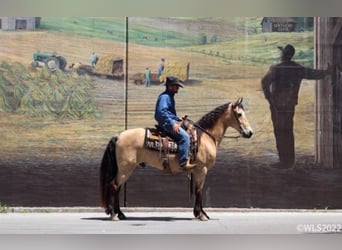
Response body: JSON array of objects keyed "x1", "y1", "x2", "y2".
[{"x1": 196, "y1": 103, "x2": 230, "y2": 130}]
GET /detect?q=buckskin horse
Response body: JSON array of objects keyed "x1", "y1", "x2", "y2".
[{"x1": 100, "y1": 97, "x2": 253, "y2": 221}]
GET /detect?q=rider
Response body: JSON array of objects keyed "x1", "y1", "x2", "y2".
[{"x1": 154, "y1": 76, "x2": 196, "y2": 170}]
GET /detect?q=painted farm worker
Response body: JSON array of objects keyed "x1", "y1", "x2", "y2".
[
  {"x1": 157, "y1": 58, "x2": 165, "y2": 77},
  {"x1": 261, "y1": 44, "x2": 334, "y2": 169},
  {"x1": 145, "y1": 67, "x2": 151, "y2": 87},
  {"x1": 154, "y1": 76, "x2": 195, "y2": 170},
  {"x1": 91, "y1": 52, "x2": 99, "y2": 68}
]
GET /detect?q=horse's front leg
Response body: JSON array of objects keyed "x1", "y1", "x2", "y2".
[{"x1": 193, "y1": 167, "x2": 209, "y2": 221}]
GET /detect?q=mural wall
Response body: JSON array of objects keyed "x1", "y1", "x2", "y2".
[{"x1": 1, "y1": 17, "x2": 341, "y2": 208}]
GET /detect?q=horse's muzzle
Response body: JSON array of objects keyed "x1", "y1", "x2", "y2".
[{"x1": 241, "y1": 129, "x2": 253, "y2": 138}]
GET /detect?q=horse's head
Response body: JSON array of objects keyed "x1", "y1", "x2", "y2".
[
  {"x1": 231, "y1": 98, "x2": 253, "y2": 138},
  {"x1": 196, "y1": 98, "x2": 253, "y2": 142}
]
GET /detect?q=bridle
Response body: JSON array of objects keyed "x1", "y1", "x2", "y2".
[{"x1": 231, "y1": 104, "x2": 245, "y2": 136}]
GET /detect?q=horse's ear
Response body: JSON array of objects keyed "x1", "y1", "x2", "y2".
[{"x1": 234, "y1": 97, "x2": 243, "y2": 106}]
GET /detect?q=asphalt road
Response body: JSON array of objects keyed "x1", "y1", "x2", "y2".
[{"x1": 1, "y1": 208, "x2": 342, "y2": 234}]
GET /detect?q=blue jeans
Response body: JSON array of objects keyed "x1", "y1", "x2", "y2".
[
  {"x1": 160, "y1": 123, "x2": 190, "y2": 167},
  {"x1": 145, "y1": 76, "x2": 150, "y2": 87}
]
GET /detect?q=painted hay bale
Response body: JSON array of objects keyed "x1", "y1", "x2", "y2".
[
  {"x1": 160, "y1": 61, "x2": 190, "y2": 82},
  {"x1": 94, "y1": 55, "x2": 123, "y2": 76}
]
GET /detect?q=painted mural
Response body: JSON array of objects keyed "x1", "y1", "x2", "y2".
[{"x1": 2, "y1": 17, "x2": 340, "y2": 209}]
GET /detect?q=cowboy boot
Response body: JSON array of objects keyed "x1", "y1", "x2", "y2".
[{"x1": 180, "y1": 159, "x2": 196, "y2": 170}]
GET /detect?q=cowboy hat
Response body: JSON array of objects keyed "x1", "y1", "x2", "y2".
[
  {"x1": 164, "y1": 76, "x2": 184, "y2": 88},
  {"x1": 277, "y1": 44, "x2": 295, "y2": 58}
]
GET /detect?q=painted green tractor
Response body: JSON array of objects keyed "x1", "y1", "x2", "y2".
[{"x1": 32, "y1": 52, "x2": 67, "y2": 72}]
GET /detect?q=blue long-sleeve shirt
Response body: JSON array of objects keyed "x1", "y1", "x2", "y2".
[{"x1": 154, "y1": 90, "x2": 180, "y2": 126}]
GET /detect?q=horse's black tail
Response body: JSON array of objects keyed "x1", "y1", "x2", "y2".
[{"x1": 100, "y1": 136, "x2": 118, "y2": 209}]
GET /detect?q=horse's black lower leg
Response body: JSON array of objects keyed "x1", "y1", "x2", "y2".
[
  {"x1": 105, "y1": 182, "x2": 126, "y2": 220},
  {"x1": 113, "y1": 186, "x2": 126, "y2": 220},
  {"x1": 105, "y1": 183, "x2": 115, "y2": 216},
  {"x1": 193, "y1": 187, "x2": 209, "y2": 221}
]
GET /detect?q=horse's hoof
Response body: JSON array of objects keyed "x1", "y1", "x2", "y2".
[
  {"x1": 118, "y1": 213, "x2": 127, "y2": 220},
  {"x1": 110, "y1": 214, "x2": 120, "y2": 221},
  {"x1": 198, "y1": 214, "x2": 209, "y2": 221}
]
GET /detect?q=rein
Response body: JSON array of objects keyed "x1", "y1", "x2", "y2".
[{"x1": 186, "y1": 118, "x2": 241, "y2": 144}]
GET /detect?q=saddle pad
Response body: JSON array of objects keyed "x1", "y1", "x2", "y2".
[{"x1": 144, "y1": 128, "x2": 178, "y2": 153}]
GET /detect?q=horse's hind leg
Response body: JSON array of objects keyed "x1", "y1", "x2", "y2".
[
  {"x1": 113, "y1": 186, "x2": 126, "y2": 220},
  {"x1": 104, "y1": 181, "x2": 116, "y2": 216},
  {"x1": 106, "y1": 183, "x2": 126, "y2": 221}
]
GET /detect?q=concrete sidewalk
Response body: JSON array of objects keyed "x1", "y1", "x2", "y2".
[
  {"x1": 8, "y1": 206, "x2": 342, "y2": 213},
  {"x1": 1, "y1": 207, "x2": 342, "y2": 234}
]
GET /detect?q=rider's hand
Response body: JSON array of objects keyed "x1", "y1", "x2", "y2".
[
  {"x1": 172, "y1": 123, "x2": 180, "y2": 133},
  {"x1": 180, "y1": 115, "x2": 188, "y2": 121}
]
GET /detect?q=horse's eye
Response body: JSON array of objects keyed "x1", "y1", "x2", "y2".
[{"x1": 237, "y1": 113, "x2": 242, "y2": 118}]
